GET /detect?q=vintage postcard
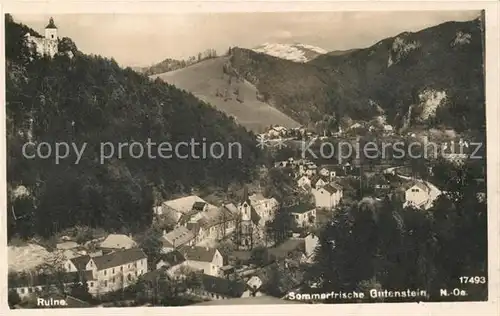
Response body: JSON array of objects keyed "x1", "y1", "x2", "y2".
[{"x1": 2, "y1": 1, "x2": 499, "y2": 315}]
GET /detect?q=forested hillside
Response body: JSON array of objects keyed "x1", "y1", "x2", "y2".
[
  {"x1": 6, "y1": 16, "x2": 261, "y2": 240},
  {"x1": 229, "y1": 17, "x2": 485, "y2": 132}
]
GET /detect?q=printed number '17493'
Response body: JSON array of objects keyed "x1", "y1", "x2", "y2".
[{"x1": 459, "y1": 276, "x2": 486, "y2": 284}]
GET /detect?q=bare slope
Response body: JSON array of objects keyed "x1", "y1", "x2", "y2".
[{"x1": 151, "y1": 57, "x2": 300, "y2": 133}]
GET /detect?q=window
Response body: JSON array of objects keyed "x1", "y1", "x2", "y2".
[
  {"x1": 104, "y1": 270, "x2": 107, "y2": 276},
  {"x1": 127, "y1": 274, "x2": 132, "y2": 281},
  {"x1": 135, "y1": 271, "x2": 138, "y2": 277},
  {"x1": 112, "y1": 268, "x2": 115, "y2": 274},
  {"x1": 28, "y1": 288, "x2": 33, "y2": 293},
  {"x1": 90, "y1": 282, "x2": 94, "y2": 287},
  {"x1": 67, "y1": 263, "x2": 71, "y2": 270},
  {"x1": 120, "y1": 266, "x2": 123, "y2": 272},
  {"x1": 20, "y1": 288, "x2": 25, "y2": 294},
  {"x1": 112, "y1": 277, "x2": 115, "y2": 283},
  {"x1": 104, "y1": 280, "x2": 108, "y2": 287},
  {"x1": 89, "y1": 261, "x2": 93, "y2": 267}
]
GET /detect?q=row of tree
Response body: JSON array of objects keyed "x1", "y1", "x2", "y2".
[{"x1": 306, "y1": 157, "x2": 487, "y2": 302}]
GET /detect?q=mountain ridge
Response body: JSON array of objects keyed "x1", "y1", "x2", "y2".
[{"x1": 228, "y1": 17, "x2": 485, "y2": 132}]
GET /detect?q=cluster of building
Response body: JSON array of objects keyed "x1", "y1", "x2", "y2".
[
  {"x1": 9, "y1": 234, "x2": 148, "y2": 299},
  {"x1": 24, "y1": 17, "x2": 59, "y2": 58},
  {"x1": 156, "y1": 190, "x2": 279, "y2": 253}
]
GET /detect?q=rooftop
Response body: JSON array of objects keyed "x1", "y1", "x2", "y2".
[
  {"x1": 100, "y1": 234, "x2": 136, "y2": 249},
  {"x1": 163, "y1": 195, "x2": 206, "y2": 214},
  {"x1": 162, "y1": 226, "x2": 195, "y2": 248},
  {"x1": 180, "y1": 246, "x2": 218, "y2": 263},
  {"x1": 201, "y1": 275, "x2": 246, "y2": 298},
  {"x1": 91, "y1": 248, "x2": 146, "y2": 270},
  {"x1": 285, "y1": 203, "x2": 315, "y2": 214}
]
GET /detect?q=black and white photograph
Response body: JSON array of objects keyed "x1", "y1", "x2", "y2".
[{"x1": 4, "y1": 3, "x2": 498, "y2": 312}]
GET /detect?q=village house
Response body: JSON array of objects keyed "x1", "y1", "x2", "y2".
[
  {"x1": 267, "y1": 126, "x2": 287, "y2": 138},
  {"x1": 402, "y1": 181, "x2": 431, "y2": 209},
  {"x1": 383, "y1": 124, "x2": 394, "y2": 135},
  {"x1": 179, "y1": 246, "x2": 224, "y2": 277},
  {"x1": 85, "y1": 248, "x2": 148, "y2": 295},
  {"x1": 63, "y1": 255, "x2": 91, "y2": 272},
  {"x1": 296, "y1": 175, "x2": 311, "y2": 190},
  {"x1": 285, "y1": 203, "x2": 316, "y2": 228},
  {"x1": 100, "y1": 234, "x2": 137, "y2": 250},
  {"x1": 312, "y1": 183, "x2": 343, "y2": 210},
  {"x1": 310, "y1": 175, "x2": 329, "y2": 190},
  {"x1": 161, "y1": 226, "x2": 195, "y2": 253},
  {"x1": 304, "y1": 163, "x2": 318, "y2": 177},
  {"x1": 318, "y1": 166, "x2": 337, "y2": 180},
  {"x1": 304, "y1": 233, "x2": 319, "y2": 261},
  {"x1": 156, "y1": 195, "x2": 207, "y2": 222},
  {"x1": 181, "y1": 204, "x2": 236, "y2": 245},
  {"x1": 198, "y1": 275, "x2": 247, "y2": 300},
  {"x1": 9, "y1": 271, "x2": 94, "y2": 300}
]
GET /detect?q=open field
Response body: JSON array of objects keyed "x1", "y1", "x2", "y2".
[{"x1": 151, "y1": 57, "x2": 300, "y2": 133}]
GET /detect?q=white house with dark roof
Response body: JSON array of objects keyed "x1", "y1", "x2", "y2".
[
  {"x1": 64, "y1": 255, "x2": 91, "y2": 272},
  {"x1": 286, "y1": 203, "x2": 316, "y2": 228},
  {"x1": 310, "y1": 175, "x2": 329, "y2": 190},
  {"x1": 100, "y1": 234, "x2": 137, "y2": 250},
  {"x1": 296, "y1": 175, "x2": 311, "y2": 190},
  {"x1": 179, "y1": 246, "x2": 224, "y2": 277},
  {"x1": 85, "y1": 248, "x2": 147, "y2": 295},
  {"x1": 402, "y1": 181, "x2": 431, "y2": 209},
  {"x1": 312, "y1": 183, "x2": 343, "y2": 210}
]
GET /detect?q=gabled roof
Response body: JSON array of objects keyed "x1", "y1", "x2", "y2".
[
  {"x1": 65, "y1": 296, "x2": 91, "y2": 308},
  {"x1": 250, "y1": 208, "x2": 261, "y2": 225},
  {"x1": 201, "y1": 275, "x2": 246, "y2": 297},
  {"x1": 163, "y1": 195, "x2": 206, "y2": 214},
  {"x1": 321, "y1": 184, "x2": 338, "y2": 194},
  {"x1": 100, "y1": 234, "x2": 136, "y2": 249},
  {"x1": 285, "y1": 203, "x2": 315, "y2": 214},
  {"x1": 69, "y1": 255, "x2": 91, "y2": 271},
  {"x1": 156, "y1": 250, "x2": 185, "y2": 267},
  {"x1": 162, "y1": 226, "x2": 195, "y2": 248},
  {"x1": 140, "y1": 268, "x2": 172, "y2": 284},
  {"x1": 402, "y1": 181, "x2": 428, "y2": 192},
  {"x1": 91, "y1": 248, "x2": 146, "y2": 270},
  {"x1": 180, "y1": 246, "x2": 218, "y2": 263}
]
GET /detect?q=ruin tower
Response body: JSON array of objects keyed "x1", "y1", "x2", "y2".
[{"x1": 45, "y1": 17, "x2": 58, "y2": 40}]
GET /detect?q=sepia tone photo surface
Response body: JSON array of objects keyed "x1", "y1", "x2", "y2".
[{"x1": 5, "y1": 9, "x2": 491, "y2": 309}]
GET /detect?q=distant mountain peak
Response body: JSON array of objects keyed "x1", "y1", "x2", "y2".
[{"x1": 251, "y1": 43, "x2": 327, "y2": 63}]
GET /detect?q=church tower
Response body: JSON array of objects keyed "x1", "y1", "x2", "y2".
[{"x1": 44, "y1": 17, "x2": 58, "y2": 40}]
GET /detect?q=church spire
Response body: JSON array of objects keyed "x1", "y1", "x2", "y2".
[{"x1": 46, "y1": 17, "x2": 57, "y2": 29}]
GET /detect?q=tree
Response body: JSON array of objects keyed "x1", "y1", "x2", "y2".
[
  {"x1": 268, "y1": 207, "x2": 295, "y2": 245},
  {"x1": 69, "y1": 278, "x2": 93, "y2": 302},
  {"x1": 137, "y1": 227, "x2": 163, "y2": 268},
  {"x1": 8, "y1": 289, "x2": 21, "y2": 308},
  {"x1": 249, "y1": 246, "x2": 269, "y2": 267}
]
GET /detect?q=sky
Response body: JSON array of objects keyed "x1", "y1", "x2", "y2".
[{"x1": 14, "y1": 11, "x2": 480, "y2": 67}]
